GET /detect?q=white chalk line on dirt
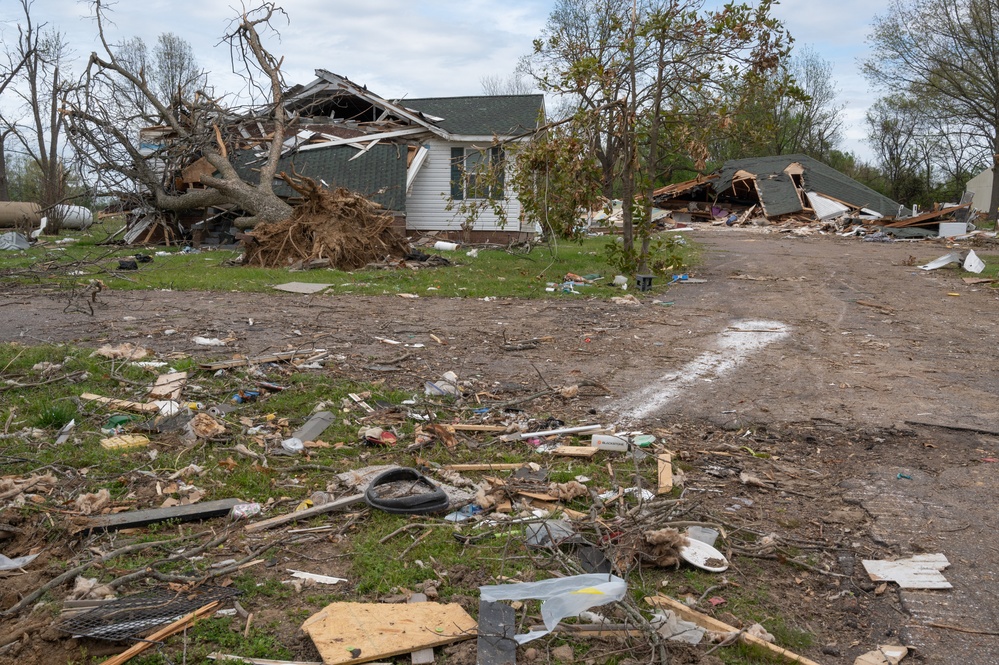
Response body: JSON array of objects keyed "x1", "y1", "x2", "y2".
[{"x1": 613, "y1": 319, "x2": 790, "y2": 423}]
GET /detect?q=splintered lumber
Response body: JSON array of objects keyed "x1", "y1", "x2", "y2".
[
  {"x1": 657, "y1": 453, "x2": 673, "y2": 494},
  {"x1": 80, "y1": 392, "x2": 159, "y2": 414},
  {"x1": 443, "y1": 463, "x2": 528, "y2": 472},
  {"x1": 301, "y1": 601, "x2": 477, "y2": 665},
  {"x1": 85, "y1": 498, "x2": 243, "y2": 533},
  {"x1": 883, "y1": 203, "x2": 970, "y2": 228},
  {"x1": 645, "y1": 596, "x2": 822, "y2": 665},
  {"x1": 244, "y1": 494, "x2": 364, "y2": 533},
  {"x1": 198, "y1": 349, "x2": 320, "y2": 371},
  {"x1": 148, "y1": 371, "x2": 188, "y2": 401},
  {"x1": 101, "y1": 601, "x2": 220, "y2": 665}
]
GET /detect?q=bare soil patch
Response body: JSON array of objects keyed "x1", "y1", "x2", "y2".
[{"x1": 1, "y1": 227, "x2": 998, "y2": 664}]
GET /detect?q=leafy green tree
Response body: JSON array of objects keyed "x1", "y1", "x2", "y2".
[{"x1": 865, "y1": 0, "x2": 999, "y2": 219}]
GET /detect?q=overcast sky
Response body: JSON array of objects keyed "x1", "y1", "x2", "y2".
[{"x1": 0, "y1": 0, "x2": 885, "y2": 160}]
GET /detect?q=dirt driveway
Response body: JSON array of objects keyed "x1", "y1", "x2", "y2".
[{"x1": 2, "y1": 226, "x2": 998, "y2": 663}]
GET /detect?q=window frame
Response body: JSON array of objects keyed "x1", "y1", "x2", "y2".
[{"x1": 450, "y1": 146, "x2": 505, "y2": 201}]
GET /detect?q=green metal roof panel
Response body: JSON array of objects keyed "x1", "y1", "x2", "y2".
[
  {"x1": 233, "y1": 144, "x2": 407, "y2": 212},
  {"x1": 401, "y1": 95, "x2": 544, "y2": 137},
  {"x1": 716, "y1": 154, "x2": 905, "y2": 217}
]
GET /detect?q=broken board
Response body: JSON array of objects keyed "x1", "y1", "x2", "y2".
[
  {"x1": 80, "y1": 392, "x2": 159, "y2": 414},
  {"x1": 301, "y1": 601, "x2": 476, "y2": 665},
  {"x1": 85, "y1": 498, "x2": 243, "y2": 533},
  {"x1": 148, "y1": 371, "x2": 188, "y2": 401},
  {"x1": 552, "y1": 446, "x2": 599, "y2": 458},
  {"x1": 656, "y1": 454, "x2": 673, "y2": 494},
  {"x1": 862, "y1": 554, "x2": 952, "y2": 589}
]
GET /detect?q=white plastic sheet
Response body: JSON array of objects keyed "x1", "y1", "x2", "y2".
[
  {"x1": 479, "y1": 574, "x2": 627, "y2": 643},
  {"x1": 0, "y1": 553, "x2": 39, "y2": 571}
]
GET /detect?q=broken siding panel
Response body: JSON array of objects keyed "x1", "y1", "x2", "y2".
[{"x1": 406, "y1": 139, "x2": 521, "y2": 232}]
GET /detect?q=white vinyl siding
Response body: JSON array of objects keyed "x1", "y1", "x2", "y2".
[{"x1": 406, "y1": 138, "x2": 525, "y2": 232}]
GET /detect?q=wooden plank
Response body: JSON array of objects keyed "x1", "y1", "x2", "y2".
[
  {"x1": 198, "y1": 349, "x2": 318, "y2": 371},
  {"x1": 301, "y1": 602, "x2": 476, "y2": 665},
  {"x1": 477, "y1": 600, "x2": 516, "y2": 665},
  {"x1": 244, "y1": 494, "x2": 364, "y2": 533},
  {"x1": 101, "y1": 601, "x2": 219, "y2": 665},
  {"x1": 148, "y1": 371, "x2": 188, "y2": 401},
  {"x1": 80, "y1": 393, "x2": 159, "y2": 414},
  {"x1": 553, "y1": 446, "x2": 599, "y2": 458},
  {"x1": 516, "y1": 491, "x2": 561, "y2": 502},
  {"x1": 657, "y1": 454, "x2": 673, "y2": 495},
  {"x1": 645, "y1": 596, "x2": 823, "y2": 665},
  {"x1": 443, "y1": 464, "x2": 527, "y2": 472},
  {"x1": 528, "y1": 624, "x2": 644, "y2": 638},
  {"x1": 85, "y1": 498, "x2": 243, "y2": 532},
  {"x1": 407, "y1": 593, "x2": 435, "y2": 665},
  {"x1": 449, "y1": 425, "x2": 509, "y2": 433}
]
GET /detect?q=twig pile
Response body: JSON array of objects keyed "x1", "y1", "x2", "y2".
[{"x1": 241, "y1": 173, "x2": 408, "y2": 270}]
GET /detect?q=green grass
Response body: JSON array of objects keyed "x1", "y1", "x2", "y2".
[
  {"x1": 3, "y1": 225, "x2": 699, "y2": 299},
  {"x1": 2, "y1": 338, "x2": 822, "y2": 665}
]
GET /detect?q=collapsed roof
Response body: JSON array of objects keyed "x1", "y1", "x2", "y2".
[{"x1": 714, "y1": 154, "x2": 907, "y2": 219}]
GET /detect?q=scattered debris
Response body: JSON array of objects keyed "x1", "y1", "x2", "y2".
[
  {"x1": 287, "y1": 570, "x2": 347, "y2": 585},
  {"x1": 854, "y1": 645, "x2": 909, "y2": 665},
  {"x1": 0, "y1": 552, "x2": 39, "y2": 571},
  {"x1": 99, "y1": 434, "x2": 150, "y2": 450},
  {"x1": 647, "y1": 595, "x2": 823, "y2": 665},
  {"x1": 862, "y1": 554, "x2": 952, "y2": 589}
]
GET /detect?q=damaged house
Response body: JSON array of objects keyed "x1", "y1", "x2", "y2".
[
  {"x1": 712, "y1": 154, "x2": 906, "y2": 220},
  {"x1": 127, "y1": 71, "x2": 544, "y2": 246}
]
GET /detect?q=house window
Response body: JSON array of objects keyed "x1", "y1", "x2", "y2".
[{"x1": 450, "y1": 146, "x2": 505, "y2": 200}]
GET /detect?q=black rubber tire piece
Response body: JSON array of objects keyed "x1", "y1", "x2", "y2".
[{"x1": 364, "y1": 467, "x2": 450, "y2": 515}]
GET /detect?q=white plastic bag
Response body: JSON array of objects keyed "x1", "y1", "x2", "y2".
[{"x1": 479, "y1": 573, "x2": 627, "y2": 643}]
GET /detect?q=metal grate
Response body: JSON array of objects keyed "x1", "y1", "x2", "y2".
[{"x1": 57, "y1": 586, "x2": 241, "y2": 641}]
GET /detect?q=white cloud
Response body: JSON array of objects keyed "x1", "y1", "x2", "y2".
[{"x1": 1, "y1": 0, "x2": 882, "y2": 160}]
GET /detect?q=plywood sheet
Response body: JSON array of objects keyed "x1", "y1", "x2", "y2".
[{"x1": 301, "y1": 602, "x2": 476, "y2": 665}]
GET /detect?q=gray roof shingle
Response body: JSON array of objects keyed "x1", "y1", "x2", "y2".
[
  {"x1": 400, "y1": 95, "x2": 545, "y2": 137},
  {"x1": 232, "y1": 143, "x2": 408, "y2": 212}
]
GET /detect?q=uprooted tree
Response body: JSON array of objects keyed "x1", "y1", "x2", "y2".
[{"x1": 64, "y1": 1, "x2": 295, "y2": 227}]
